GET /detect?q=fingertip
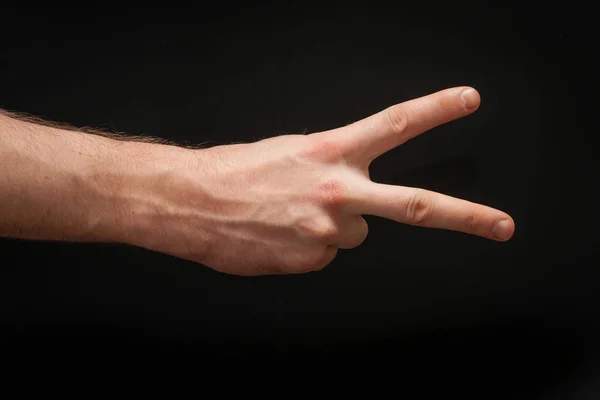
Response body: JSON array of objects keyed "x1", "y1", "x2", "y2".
[
  {"x1": 492, "y1": 216, "x2": 515, "y2": 241},
  {"x1": 460, "y1": 87, "x2": 481, "y2": 110}
]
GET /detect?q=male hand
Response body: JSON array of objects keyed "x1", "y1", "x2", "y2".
[{"x1": 133, "y1": 87, "x2": 514, "y2": 275}]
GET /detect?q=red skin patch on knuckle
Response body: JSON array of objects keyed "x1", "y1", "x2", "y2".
[{"x1": 315, "y1": 178, "x2": 347, "y2": 208}]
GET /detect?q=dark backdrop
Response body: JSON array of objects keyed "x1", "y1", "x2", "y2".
[{"x1": 1, "y1": 2, "x2": 599, "y2": 395}]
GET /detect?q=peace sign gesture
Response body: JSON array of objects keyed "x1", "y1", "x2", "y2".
[
  {"x1": 311, "y1": 86, "x2": 514, "y2": 243},
  {"x1": 140, "y1": 86, "x2": 515, "y2": 276}
]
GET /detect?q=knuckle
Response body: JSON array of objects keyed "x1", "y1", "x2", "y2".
[
  {"x1": 318, "y1": 224, "x2": 340, "y2": 241},
  {"x1": 315, "y1": 177, "x2": 348, "y2": 208},
  {"x1": 405, "y1": 190, "x2": 432, "y2": 226},
  {"x1": 386, "y1": 105, "x2": 410, "y2": 134},
  {"x1": 299, "y1": 217, "x2": 339, "y2": 242}
]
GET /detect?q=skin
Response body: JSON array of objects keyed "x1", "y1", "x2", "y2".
[{"x1": 0, "y1": 87, "x2": 514, "y2": 276}]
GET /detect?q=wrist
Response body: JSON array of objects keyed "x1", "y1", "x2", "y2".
[
  {"x1": 102, "y1": 140, "x2": 217, "y2": 263},
  {"x1": 91, "y1": 139, "x2": 191, "y2": 244}
]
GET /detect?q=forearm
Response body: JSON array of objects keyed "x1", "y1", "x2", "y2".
[{"x1": 0, "y1": 110, "x2": 192, "y2": 245}]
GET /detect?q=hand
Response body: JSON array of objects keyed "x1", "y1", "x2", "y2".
[{"x1": 132, "y1": 87, "x2": 515, "y2": 276}]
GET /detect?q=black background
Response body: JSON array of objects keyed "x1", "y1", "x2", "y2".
[{"x1": 1, "y1": 1, "x2": 599, "y2": 395}]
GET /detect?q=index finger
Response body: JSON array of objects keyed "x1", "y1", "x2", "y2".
[{"x1": 319, "y1": 86, "x2": 481, "y2": 163}]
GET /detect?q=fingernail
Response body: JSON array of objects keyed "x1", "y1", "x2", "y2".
[
  {"x1": 492, "y1": 219, "x2": 512, "y2": 241},
  {"x1": 461, "y1": 88, "x2": 480, "y2": 109}
]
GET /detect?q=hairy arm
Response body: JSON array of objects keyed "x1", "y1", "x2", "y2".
[{"x1": 0, "y1": 110, "x2": 205, "y2": 247}]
